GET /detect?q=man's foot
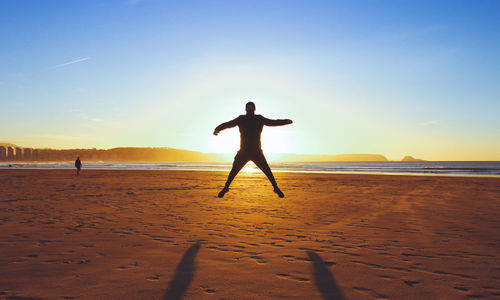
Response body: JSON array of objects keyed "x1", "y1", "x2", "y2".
[
  {"x1": 218, "y1": 187, "x2": 229, "y2": 198},
  {"x1": 273, "y1": 187, "x2": 285, "y2": 198}
]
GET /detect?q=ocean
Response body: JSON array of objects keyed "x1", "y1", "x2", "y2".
[{"x1": 1, "y1": 161, "x2": 500, "y2": 176}]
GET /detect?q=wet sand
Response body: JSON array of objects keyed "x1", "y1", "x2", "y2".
[{"x1": 0, "y1": 169, "x2": 499, "y2": 299}]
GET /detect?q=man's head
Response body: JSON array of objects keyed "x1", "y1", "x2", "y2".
[{"x1": 245, "y1": 101, "x2": 256, "y2": 114}]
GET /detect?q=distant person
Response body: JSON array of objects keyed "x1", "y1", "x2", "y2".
[
  {"x1": 213, "y1": 101, "x2": 293, "y2": 198},
  {"x1": 75, "y1": 156, "x2": 82, "y2": 176}
]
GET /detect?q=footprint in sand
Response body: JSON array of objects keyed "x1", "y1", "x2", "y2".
[
  {"x1": 261, "y1": 241, "x2": 285, "y2": 248},
  {"x1": 116, "y1": 262, "x2": 140, "y2": 270},
  {"x1": 249, "y1": 255, "x2": 267, "y2": 264},
  {"x1": 37, "y1": 240, "x2": 52, "y2": 246},
  {"x1": 77, "y1": 259, "x2": 90, "y2": 264},
  {"x1": 146, "y1": 274, "x2": 161, "y2": 281},
  {"x1": 206, "y1": 245, "x2": 230, "y2": 252},
  {"x1": 200, "y1": 285, "x2": 216, "y2": 294},
  {"x1": 282, "y1": 254, "x2": 328, "y2": 264},
  {"x1": 481, "y1": 286, "x2": 500, "y2": 297},
  {"x1": 270, "y1": 237, "x2": 292, "y2": 243},
  {"x1": 403, "y1": 280, "x2": 420, "y2": 287},
  {"x1": 292, "y1": 277, "x2": 310, "y2": 282},
  {"x1": 465, "y1": 295, "x2": 486, "y2": 299},
  {"x1": 275, "y1": 273, "x2": 310, "y2": 282},
  {"x1": 276, "y1": 273, "x2": 291, "y2": 278},
  {"x1": 352, "y1": 286, "x2": 388, "y2": 299},
  {"x1": 240, "y1": 241, "x2": 259, "y2": 247},
  {"x1": 3, "y1": 296, "x2": 45, "y2": 300}
]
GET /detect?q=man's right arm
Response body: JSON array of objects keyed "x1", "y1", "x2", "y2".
[{"x1": 213, "y1": 117, "x2": 239, "y2": 136}]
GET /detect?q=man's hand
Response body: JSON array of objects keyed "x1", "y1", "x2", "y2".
[
  {"x1": 284, "y1": 119, "x2": 293, "y2": 125},
  {"x1": 213, "y1": 129, "x2": 220, "y2": 136}
]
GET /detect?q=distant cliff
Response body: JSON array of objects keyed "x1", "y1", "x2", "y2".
[
  {"x1": 105, "y1": 147, "x2": 217, "y2": 162},
  {"x1": 0, "y1": 142, "x2": 392, "y2": 162},
  {"x1": 401, "y1": 155, "x2": 426, "y2": 162}
]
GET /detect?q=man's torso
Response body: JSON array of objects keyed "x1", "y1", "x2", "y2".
[{"x1": 237, "y1": 114, "x2": 264, "y2": 151}]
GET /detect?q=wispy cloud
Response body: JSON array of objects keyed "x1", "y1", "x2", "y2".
[
  {"x1": 29, "y1": 133, "x2": 88, "y2": 140},
  {"x1": 49, "y1": 57, "x2": 90, "y2": 69},
  {"x1": 69, "y1": 109, "x2": 106, "y2": 123},
  {"x1": 125, "y1": 0, "x2": 156, "y2": 5},
  {"x1": 420, "y1": 120, "x2": 440, "y2": 126}
]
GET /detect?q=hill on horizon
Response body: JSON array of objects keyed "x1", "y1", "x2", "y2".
[
  {"x1": 0, "y1": 143, "x2": 394, "y2": 162},
  {"x1": 401, "y1": 155, "x2": 426, "y2": 162}
]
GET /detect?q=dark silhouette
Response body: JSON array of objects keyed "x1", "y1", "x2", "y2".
[
  {"x1": 213, "y1": 102, "x2": 292, "y2": 198},
  {"x1": 307, "y1": 251, "x2": 345, "y2": 300},
  {"x1": 75, "y1": 156, "x2": 82, "y2": 176},
  {"x1": 163, "y1": 241, "x2": 201, "y2": 300}
]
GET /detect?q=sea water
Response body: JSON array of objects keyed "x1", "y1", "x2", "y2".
[{"x1": 1, "y1": 161, "x2": 500, "y2": 176}]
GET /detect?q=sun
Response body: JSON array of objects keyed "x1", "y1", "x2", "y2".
[
  {"x1": 209, "y1": 130, "x2": 240, "y2": 153},
  {"x1": 242, "y1": 162, "x2": 259, "y2": 173},
  {"x1": 260, "y1": 129, "x2": 292, "y2": 154}
]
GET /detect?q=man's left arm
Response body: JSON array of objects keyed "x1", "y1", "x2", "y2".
[{"x1": 262, "y1": 116, "x2": 293, "y2": 126}]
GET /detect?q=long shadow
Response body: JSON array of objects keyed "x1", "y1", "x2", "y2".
[
  {"x1": 163, "y1": 241, "x2": 201, "y2": 300},
  {"x1": 307, "y1": 251, "x2": 345, "y2": 300}
]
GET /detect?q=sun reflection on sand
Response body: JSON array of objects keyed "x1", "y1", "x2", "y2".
[{"x1": 242, "y1": 163, "x2": 258, "y2": 173}]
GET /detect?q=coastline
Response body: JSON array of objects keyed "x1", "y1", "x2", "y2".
[{"x1": 1, "y1": 161, "x2": 500, "y2": 177}]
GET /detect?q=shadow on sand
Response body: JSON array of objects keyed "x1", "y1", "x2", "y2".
[
  {"x1": 307, "y1": 251, "x2": 345, "y2": 300},
  {"x1": 163, "y1": 241, "x2": 201, "y2": 300}
]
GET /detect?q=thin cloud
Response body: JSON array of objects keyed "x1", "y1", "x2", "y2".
[
  {"x1": 29, "y1": 133, "x2": 88, "y2": 140},
  {"x1": 49, "y1": 57, "x2": 90, "y2": 69},
  {"x1": 420, "y1": 120, "x2": 440, "y2": 126},
  {"x1": 125, "y1": 0, "x2": 156, "y2": 5}
]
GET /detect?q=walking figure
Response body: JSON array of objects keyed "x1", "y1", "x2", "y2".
[
  {"x1": 75, "y1": 156, "x2": 82, "y2": 176},
  {"x1": 213, "y1": 102, "x2": 292, "y2": 198}
]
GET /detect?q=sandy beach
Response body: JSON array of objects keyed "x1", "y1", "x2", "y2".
[{"x1": 0, "y1": 169, "x2": 499, "y2": 299}]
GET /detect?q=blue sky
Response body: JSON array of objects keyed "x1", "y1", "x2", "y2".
[{"x1": 1, "y1": 0, "x2": 499, "y2": 160}]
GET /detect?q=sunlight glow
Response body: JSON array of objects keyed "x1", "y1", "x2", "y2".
[
  {"x1": 261, "y1": 129, "x2": 292, "y2": 154},
  {"x1": 209, "y1": 130, "x2": 240, "y2": 154},
  {"x1": 242, "y1": 163, "x2": 258, "y2": 173}
]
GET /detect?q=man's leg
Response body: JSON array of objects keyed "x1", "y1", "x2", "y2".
[
  {"x1": 252, "y1": 152, "x2": 285, "y2": 198},
  {"x1": 219, "y1": 151, "x2": 248, "y2": 197}
]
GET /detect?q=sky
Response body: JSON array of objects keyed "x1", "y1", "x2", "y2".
[{"x1": 1, "y1": 0, "x2": 499, "y2": 160}]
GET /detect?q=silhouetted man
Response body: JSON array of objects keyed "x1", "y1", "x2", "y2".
[
  {"x1": 75, "y1": 156, "x2": 82, "y2": 176},
  {"x1": 213, "y1": 102, "x2": 292, "y2": 198}
]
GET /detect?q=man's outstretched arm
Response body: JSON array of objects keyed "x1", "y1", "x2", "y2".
[
  {"x1": 213, "y1": 117, "x2": 239, "y2": 136},
  {"x1": 262, "y1": 117, "x2": 293, "y2": 126}
]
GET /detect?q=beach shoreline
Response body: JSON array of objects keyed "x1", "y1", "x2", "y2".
[{"x1": 1, "y1": 161, "x2": 500, "y2": 177}]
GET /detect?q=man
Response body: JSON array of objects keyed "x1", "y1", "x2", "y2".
[
  {"x1": 75, "y1": 156, "x2": 82, "y2": 176},
  {"x1": 213, "y1": 101, "x2": 293, "y2": 198}
]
